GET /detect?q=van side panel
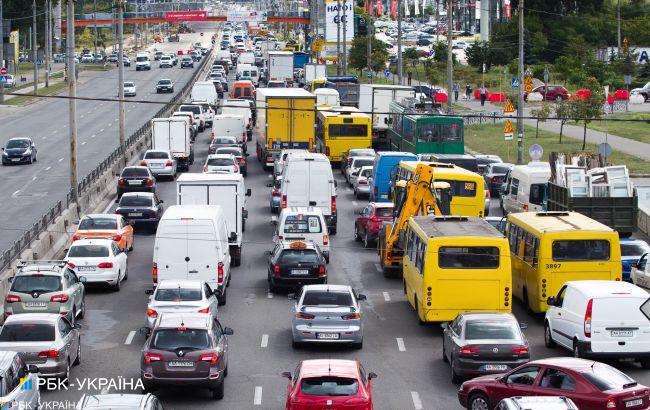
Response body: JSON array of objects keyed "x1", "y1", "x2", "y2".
[
  {"x1": 308, "y1": 162, "x2": 333, "y2": 217},
  {"x1": 209, "y1": 185, "x2": 239, "y2": 238},
  {"x1": 591, "y1": 297, "x2": 650, "y2": 353},
  {"x1": 155, "y1": 220, "x2": 189, "y2": 280}
]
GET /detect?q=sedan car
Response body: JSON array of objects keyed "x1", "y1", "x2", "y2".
[
  {"x1": 122, "y1": 56, "x2": 131, "y2": 67},
  {"x1": 352, "y1": 166, "x2": 373, "y2": 199},
  {"x1": 144, "y1": 280, "x2": 219, "y2": 329},
  {"x1": 354, "y1": 202, "x2": 394, "y2": 248},
  {"x1": 2, "y1": 137, "x2": 37, "y2": 165},
  {"x1": 0, "y1": 313, "x2": 81, "y2": 379},
  {"x1": 180, "y1": 57, "x2": 194, "y2": 68},
  {"x1": 115, "y1": 192, "x2": 164, "y2": 228},
  {"x1": 290, "y1": 284, "x2": 365, "y2": 348},
  {"x1": 117, "y1": 166, "x2": 156, "y2": 198},
  {"x1": 203, "y1": 154, "x2": 238, "y2": 174},
  {"x1": 214, "y1": 147, "x2": 247, "y2": 176},
  {"x1": 341, "y1": 148, "x2": 376, "y2": 176},
  {"x1": 4, "y1": 261, "x2": 86, "y2": 323},
  {"x1": 155, "y1": 79, "x2": 174, "y2": 93},
  {"x1": 525, "y1": 85, "x2": 570, "y2": 102},
  {"x1": 140, "y1": 313, "x2": 233, "y2": 399},
  {"x1": 123, "y1": 81, "x2": 136, "y2": 97},
  {"x1": 443, "y1": 312, "x2": 530, "y2": 383},
  {"x1": 141, "y1": 150, "x2": 176, "y2": 179},
  {"x1": 283, "y1": 359, "x2": 376, "y2": 410},
  {"x1": 209, "y1": 136, "x2": 239, "y2": 154},
  {"x1": 65, "y1": 238, "x2": 128, "y2": 291},
  {"x1": 77, "y1": 393, "x2": 163, "y2": 410},
  {"x1": 457, "y1": 358, "x2": 649, "y2": 410},
  {"x1": 631, "y1": 81, "x2": 650, "y2": 102},
  {"x1": 267, "y1": 241, "x2": 327, "y2": 292},
  {"x1": 620, "y1": 238, "x2": 650, "y2": 282},
  {"x1": 484, "y1": 163, "x2": 514, "y2": 195},
  {"x1": 73, "y1": 213, "x2": 134, "y2": 252}
]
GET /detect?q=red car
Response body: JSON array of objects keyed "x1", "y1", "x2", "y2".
[
  {"x1": 354, "y1": 202, "x2": 394, "y2": 248},
  {"x1": 525, "y1": 85, "x2": 570, "y2": 102},
  {"x1": 458, "y1": 358, "x2": 649, "y2": 410},
  {"x1": 283, "y1": 359, "x2": 377, "y2": 410}
]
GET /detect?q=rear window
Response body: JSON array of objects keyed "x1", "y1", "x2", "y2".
[
  {"x1": 283, "y1": 216, "x2": 322, "y2": 234},
  {"x1": 352, "y1": 159, "x2": 374, "y2": 168},
  {"x1": 121, "y1": 167, "x2": 149, "y2": 177},
  {"x1": 0, "y1": 324, "x2": 55, "y2": 342},
  {"x1": 300, "y1": 377, "x2": 359, "y2": 396},
  {"x1": 329, "y1": 124, "x2": 368, "y2": 138},
  {"x1": 374, "y1": 207, "x2": 393, "y2": 218},
  {"x1": 439, "y1": 246, "x2": 500, "y2": 268},
  {"x1": 213, "y1": 138, "x2": 237, "y2": 145},
  {"x1": 278, "y1": 249, "x2": 320, "y2": 264},
  {"x1": 119, "y1": 195, "x2": 153, "y2": 207},
  {"x1": 581, "y1": 362, "x2": 637, "y2": 391},
  {"x1": 68, "y1": 245, "x2": 110, "y2": 258},
  {"x1": 151, "y1": 329, "x2": 210, "y2": 351},
  {"x1": 465, "y1": 320, "x2": 519, "y2": 340},
  {"x1": 350, "y1": 149, "x2": 374, "y2": 157},
  {"x1": 302, "y1": 291, "x2": 353, "y2": 306},
  {"x1": 621, "y1": 242, "x2": 650, "y2": 257},
  {"x1": 155, "y1": 288, "x2": 202, "y2": 302},
  {"x1": 145, "y1": 151, "x2": 169, "y2": 160},
  {"x1": 180, "y1": 106, "x2": 200, "y2": 115},
  {"x1": 491, "y1": 165, "x2": 511, "y2": 174},
  {"x1": 552, "y1": 240, "x2": 610, "y2": 261},
  {"x1": 79, "y1": 217, "x2": 117, "y2": 230},
  {"x1": 11, "y1": 275, "x2": 62, "y2": 293},
  {"x1": 216, "y1": 148, "x2": 242, "y2": 157},
  {"x1": 439, "y1": 180, "x2": 478, "y2": 198},
  {"x1": 207, "y1": 158, "x2": 234, "y2": 166}
]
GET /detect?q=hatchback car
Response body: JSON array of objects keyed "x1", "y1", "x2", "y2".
[
  {"x1": 180, "y1": 57, "x2": 194, "y2": 68},
  {"x1": 141, "y1": 150, "x2": 176, "y2": 179},
  {"x1": 354, "y1": 202, "x2": 394, "y2": 248},
  {"x1": 73, "y1": 213, "x2": 134, "y2": 252},
  {"x1": 159, "y1": 56, "x2": 173, "y2": 69},
  {"x1": 475, "y1": 155, "x2": 503, "y2": 175},
  {"x1": 144, "y1": 280, "x2": 219, "y2": 329},
  {"x1": 155, "y1": 79, "x2": 174, "y2": 93},
  {"x1": 484, "y1": 163, "x2": 514, "y2": 195},
  {"x1": 352, "y1": 166, "x2": 373, "y2": 199},
  {"x1": 341, "y1": 148, "x2": 376, "y2": 176},
  {"x1": 65, "y1": 238, "x2": 128, "y2": 291},
  {"x1": 0, "y1": 351, "x2": 40, "y2": 408},
  {"x1": 2, "y1": 137, "x2": 37, "y2": 165},
  {"x1": 117, "y1": 166, "x2": 156, "y2": 198},
  {"x1": 140, "y1": 313, "x2": 233, "y2": 399},
  {"x1": 525, "y1": 85, "x2": 569, "y2": 102},
  {"x1": 443, "y1": 312, "x2": 530, "y2": 383},
  {"x1": 203, "y1": 154, "x2": 238, "y2": 174},
  {"x1": 123, "y1": 81, "x2": 136, "y2": 97},
  {"x1": 115, "y1": 192, "x2": 164, "y2": 228},
  {"x1": 290, "y1": 284, "x2": 365, "y2": 348},
  {"x1": 209, "y1": 136, "x2": 239, "y2": 154},
  {"x1": 77, "y1": 393, "x2": 164, "y2": 410},
  {"x1": 4, "y1": 261, "x2": 86, "y2": 324},
  {"x1": 122, "y1": 56, "x2": 131, "y2": 67},
  {"x1": 283, "y1": 359, "x2": 376, "y2": 410},
  {"x1": 214, "y1": 147, "x2": 247, "y2": 176},
  {"x1": 457, "y1": 358, "x2": 650, "y2": 410},
  {"x1": 267, "y1": 241, "x2": 327, "y2": 292},
  {"x1": 346, "y1": 156, "x2": 375, "y2": 185},
  {"x1": 620, "y1": 238, "x2": 650, "y2": 282},
  {"x1": 0, "y1": 313, "x2": 81, "y2": 379}
]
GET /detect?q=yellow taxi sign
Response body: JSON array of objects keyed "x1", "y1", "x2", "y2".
[{"x1": 289, "y1": 241, "x2": 307, "y2": 249}]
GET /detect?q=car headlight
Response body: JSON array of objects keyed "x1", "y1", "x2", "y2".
[{"x1": 2, "y1": 151, "x2": 7, "y2": 156}]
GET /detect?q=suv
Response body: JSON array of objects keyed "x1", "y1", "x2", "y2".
[
  {"x1": 159, "y1": 55, "x2": 173, "y2": 68},
  {"x1": 140, "y1": 313, "x2": 233, "y2": 399},
  {"x1": 4, "y1": 261, "x2": 86, "y2": 324},
  {"x1": 0, "y1": 352, "x2": 39, "y2": 408}
]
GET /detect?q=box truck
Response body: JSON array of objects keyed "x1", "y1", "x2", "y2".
[{"x1": 151, "y1": 118, "x2": 193, "y2": 171}]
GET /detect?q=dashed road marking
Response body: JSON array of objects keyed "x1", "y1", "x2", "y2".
[
  {"x1": 253, "y1": 386, "x2": 262, "y2": 405},
  {"x1": 261, "y1": 334, "x2": 268, "y2": 348},
  {"x1": 125, "y1": 331, "x2": 136, "y2": 345},
  {"x1": 81, "y1": 141, "x2": 86, "y2": 145},
  {"x1": 91, "y1": 134, "x2": 96, "y2": 139},
  {"x1": 52, "y1": 130, "x2": 57, "y2": 134},
  {"x1": 45, "y1": 167, "x2": 51, "y2": 171},
  {"x1": 12, "y1": 190, "x2": 19, "y2": 196},
  {"x1": 58, "y1": 158, "x2": 63, "y2": 162},
  {"x1": 383, "y1": 291, "x2": 391, "y2": 302},
  {"x1": 374, "y1": 263, "x2": 382, "y2": 273},
  {"x1": 32, "y1": 176, "x2": 37, "y2": 181},
  {"x1": 108, "y1": 123, "x2": 112, "y2": 127},
  {"x1": 396, "y1": 337, "x2": 406, "y2": 351},
  {"x1": 352, "y1": 200, "x2": 358, "y2": 206},
  {"x1": 267, "y1": 292, "x2": 273, "y2": 299},
  {"x1": 99, "y1": 128, "x2": 104, "y2": 133},
  {"x1": 411, "y1": 391, "x2": 423, "y2": 410}
]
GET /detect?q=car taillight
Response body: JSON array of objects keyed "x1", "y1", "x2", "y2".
[
  {"x1": 199, "y1": 352, "x2": 220, "y2": 364},
  {"x1": 323, "y1": 235, "x2": 329, "y2": 246},
  {"x1": 50, "y1": 294, "x2": 69, "y2": 303},
  {"x1": 72, "y1": 235, "x2": 80, "y2": 241},
  {"x1": 67, "y1": 262, "x2": 76, "y2": 269},
  {"x1": 118, "y1": 178, "x2": 126, "y2": 186},
  {"x1": 342, "y1": 313, "x2": 361, "y2": 320},
  {"x1": 459, "y1": 346, "x2": 480, "y2": 355},
  {"x1": 166, "y1": 160, "x2": 173, "y2": 166},
  {"x1": 281, "y1": 195, "x2": 287, "y2": 209},
  {"x1": 584, "y1": 298, "x2": 593, "y2": 337},
  {"x1": 144, "y1": 352, "x2": 163, "y2": 364},
  {"x1": 152, "y1": 263, "x2": 158, "y2": 284},
  {"x1": 145, "y1": 178, "x2": 154, "y2": 187},
  {"x1": 606, "y1": 397, "x2": 617, "y2": 408},
  {"x1": 198, "y1": 308, "x2": 210, "y2": 314},
  {"x1": 5, "y1": 294, "x2": 21, "y2": 303},
  {"x1": 38, "y1": 349, "x2": 60, "y2": 359},
  {"x1": 325, "y1": 146, "x2": 330, "y2": 156},
  {"x1": 233, "y1": 165, "x2": 239, "y2": 173},
  {"x1": 146, "y1": 309, "x2": 158, "y2": 318},
  {"x1": 273, "y1": 264, "x2": 280, "y2": 277},
  {"x1": 140, "y1": 160, "x2": 147, "y2": 166},
  {"x1": 98, "y1": 262, "x2": 113, "y2": 269},
  {"x1": 492, "y1": 176, "x2": 498, "y2": 182},
  {"x1": 237, "y1": 158, "x2": 245, "y2": 164},
  {"x1": 210, "y1": 132, "x2": 215, "y2": 141},
  {"x1": 204, "y1": 165, "x2": 208, "y2": 172},
  {"x1": 113, "y1": 235, "x2": 122, "y2": 242},
  {"x1": 217, "y1": 262, "x2": 224, "y2": 283},
  {"x1": 272, "y1": 189, "x2": 280, "y2": 197},
  {"x1": 511, "y1": 346, "x2": 529, "y2": 355},
  {"x1": 373, "y1": 186, "x2": 378, "y2": 196},
  {"x1": 295, "y1": 312, "x2": 315, "y2": 319},
  {"x1": 318, "y1": 265, "x2": 326, "y2": 277},
  {"x1": 485, "y1": 190, "x2": 490, "y2": 199},
  {"x1": 331, "y1": 195, "x2": 337, "y2": 213}
]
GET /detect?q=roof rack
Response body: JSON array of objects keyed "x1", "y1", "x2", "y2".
[{"x1": 17, "y1": 260, "x2": 67, "y2": 267}]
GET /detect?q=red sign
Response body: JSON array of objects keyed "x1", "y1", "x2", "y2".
[
  {"x1": 1, "y1": 67, "x2": 6, "y2": 75},
  {"x1": 165, "y1": 11, "x2": 207, "y2": 22}
]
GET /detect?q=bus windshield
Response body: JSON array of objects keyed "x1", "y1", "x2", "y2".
[{"x1": 418, "y1": 122, "x2": 462, "y2": 143}]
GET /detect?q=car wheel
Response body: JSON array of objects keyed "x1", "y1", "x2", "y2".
[
  {"x1": 128, "y1": 241, "x2": 134, "y2": 252},
  {"x1": 354, "y1": 225, "x2": 361, "y2": 242},
  {"x1": 442, "y1": 340, "x2": 449, "y2": 363},
  {"x1": 123, "y1": 266, "x2": 128, "y2": 281},
  {"x1": 468, "y1": 393, "x2": 489, "y2": 410},
  {"x1": 60, "y1": 360, "x2": 71, "y2": 386},
  {"x1": 78, "y1": 297, "x2": 86, "y2": 319},
  {"x1": 544, "y1": 321, "x2": 556, "y2": 348},
  {"x1": 640, "y1": 358, "x2": 650, "y2": 369},
  {"x1": 573, "y1": 340, "x2": 582, "y2": 358},
  {"x1": 556, "y1": 95, "x2": 563, "y2": 102},
  {"x1": 29, "y1": 155, "x2": 33, "y2": 164},
  {"x1": 363, "y1": 231, "x2": 372, "y2": 248},
  {"x1": 352, "y1": 339, "x2": 363, "y2": 349},
  {"x1": 292, "y1": 339, "x2": 302, "y2": 349},
  {"x1": 34, "y1": 153, "x2": 37, "y2": 162},
  {"x1": 450, "y1": 356, "x2": 462, "y2": 384},
  {"x1": 414, "y1": 296, "x2": 425, "y2": 325},
  {"x1": 212, "y1": 380, "x2": 224, "y2": 400},
  {"x1": 73, "y1": 338, "x2": 81, "y2": 365},
  {"x1": 218, "y1": 287, "x2": 227, "y2": 306},
  {"x1": 112, "y1": 272, "x2": 121, "y2": 292}
]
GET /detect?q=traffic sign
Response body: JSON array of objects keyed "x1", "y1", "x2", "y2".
[
  {"x1": 1, "y1": 67, "x2": 6, "y2": 75},
  {"x1": 312, "y1": 38, "x2": 324, "y2": 52},
  {"x1": 529, "y1": 143, "x2": 543, "y2": 161},
  {"x1": 385, "y1": 69, "x2": 390, "y2": 78},
  {"x1": 367, "y1": 71, "x2": 372, "y2": 79},
  {"x1": 524, "y1": 75, "x2": 533, "y2": 93},
  {"x1": 211, "y1": 39, "x2": 216, "y2": 46},
  {"x1": 503, "y1": 119, "x2": 514, "y2": 140},
  {"x1": 511, "y1": 77, "x2": 519, "y2": 88},
  {"x1": 0, "y1": 75, "x2": 7, "y2": 83},
  {"x1": 429, "y1": 49, "x2": 435, "y2": 58},
  {"x1": 598, "y1": 142, "x2": 612, "y2": 159},
  {"x1": 504, "y1": 99, "x2": 515, "y2": 115}
]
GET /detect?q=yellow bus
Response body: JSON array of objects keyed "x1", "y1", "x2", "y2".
[
  {"x1": 394, "y1": 161, "x2": 486, "y2": 217},
  {"x1": 506, "y1": 211, "x2": 622, "y2": 313},
  {"x1": 315, "y1": 107, "x2": 372, "y2": 164},
  {"x1": 403, "y1": 216, "x2": 512, "y2": 323}
]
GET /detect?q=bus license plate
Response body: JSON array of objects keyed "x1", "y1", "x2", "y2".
[
  {"x1": 483, "y1": 364, "x2": 508, "y2": 371},
  {"x1": 317, "y1": 333, "x2": 339, "y2": 340},
  {"x1": 291, "y1": 269, "x2": 309, "y2": 275},
  {"x1": 169, "y1": 361, "x2": 194, "y2": 367},
  {"x1": 611, "y1": 330, "x2": 634, "y2": 337},
  {"x1": 626, "y1": 399, "x2": 642, "y2": 407}
]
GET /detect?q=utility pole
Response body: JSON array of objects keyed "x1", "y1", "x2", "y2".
[
  {"x1": 342, "y1": 0, "x2": 347, "y2": 75},
  {"x1": 336, "y1": 0, "x2": 341, "y2": 75},
  {"x1": 33, "y1": 0, "x2": 38, "y2": 94},
  {"x1": 446, "y1": 0, "x2": 453, "y2": 113},
  {"x1": 367, "y1": 4, "x2": 372, "y2": 83},
  {"x1": 118, "y1": 0, "x2": 126, "y2": 157},
  {"x1": 616, "y1": 0, "x2": 621, "y2": 57},
  {"x1": 435, "y1": 0, "x2": 439, "y2": 43},
  {"x1": 397, "y1": 0, "x2": 403, "y2": 84},
  {"x1": 45, "y1": 0, "x2": 49, "y2": 88},
  {"x1": 93, "y1": 0, "x2": 98, "y2": 57},
  {"x1": 67, "y1": 0, "x2": 79, "y2": 209},
  {"x1": 516, "y1": 0, "x2": 524, "y2": 164},
  {"x1": 0, "y1": 0, "x2": 5, "y2": 104}
]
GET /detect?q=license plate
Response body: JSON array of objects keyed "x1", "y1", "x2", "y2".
[
  {"x1": 483, "y1": 364, "x2": 508, "y2": 371},
  {"x1": 11, "y1": 158, "x2": 20, "y2": 162},
  {"x1": 169, "y1": 361, "x2": 194, "y2": 367},
  {"x1": 611, "y1": 330, "x2": 634, "y2": 337},
  {"x1": 129, "y1": 212, "x2": 143, "y2": 217},
  {"x1": 291, "y1": 269, "x2": 309, "y2": 275},
  {"x1": 316, "y1": 333, "x2": 339, "y2": 340},
  {"x1": 127, "y1": 180, "x2": 141, "y2": 185},
  {"x1": 24, "y1": 302, "x2": 47, "y2": 308},
  {"x1": 77, "y1": 266, "x2": 96, "y2": 272},
  {"x1": 150, "y1": 163, "x2": 164, "y2": 169},
  {"x1": 626, "y1": 399, "x2": 642, "y2": 408}
]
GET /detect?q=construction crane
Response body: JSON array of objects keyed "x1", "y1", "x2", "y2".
[{"x1": 378, "y1": 163, "x2": 451, "y2": 276}]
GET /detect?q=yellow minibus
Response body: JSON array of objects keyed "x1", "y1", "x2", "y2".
[{"x1": 316, "y1": 107, "x2": 372, "y2": 164}]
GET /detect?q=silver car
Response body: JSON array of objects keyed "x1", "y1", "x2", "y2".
[
  {"x1": 0, "y1": 351, "x2": 40, "y2": 408},
  {"x1": 145, "y1": 280, "x2": 219, "y2": 329},
  {"x1": 290, "y1": 284, "x2": 365, "y2": 348},
  {"x1": 142, "y1": 150, "x2": 177, "y2": 178},
  {"x1": 0, "y1": 313, "x2": 81, "y2": 379},
  {"x1": 352, "y1": 166, "x2": 373, "y2": 199},
  {"x1": 345, "y1": 157, "x2": 375, "y2": 185},
  {"x1": 77, "y1": 393, "x2": 164, "y2": 409}
]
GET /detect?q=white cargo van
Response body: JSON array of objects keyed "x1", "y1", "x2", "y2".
[
  {"x1": 545, "y1": 280, "x2": 650, "y2": 367},
  {"x1": 153, "y1": 205, "x2": 232, "y2": 305},
  {"x1": 151, "y1": 118, "x2": 193, "y2": 171},
  {"x1": 191, "y1": 81, "x2": 219, "y2": 108},
  {"x1": 501, "y1": 162, "x2": 551, "y2": 215},
  {"x1": 221, "y1": 99, "x2": 253, "y2": 140},
  {"x1": 238, "y1": 52, "x2": 256, "y2": 66},
  {"x1": 176, "y1": 173, "x2": 251, "y2": 267},
  {"x1": 212, "y1": 114, "x2": 247, "y2": 151},
  {"x1": 314, "y1": 88, "x2": 340, "y2": 106},
  {"x1": 281, "y1": 153, "x2": 338, "y2": 234},
  {"x1": 135, "y1": 52, "x2": 151, "y2": 71},
  {"x1": 274, "y1": 207, "x2": 330, "y2": 262}
]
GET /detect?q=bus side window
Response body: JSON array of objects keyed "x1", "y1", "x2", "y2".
[
  {"x1": 510, "y1": 178, "x2": 520, "y2": 197},
  {"x1": 517, "y1": 228, "x2": 526, "y2": 257},
  {"x1": 523, "y1": 232, "x2": 534, "y2": 264},
  {"x1": 416, "y1": 239, "x2": 425, "y2": 274}
]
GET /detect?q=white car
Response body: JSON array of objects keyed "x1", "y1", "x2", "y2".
[
  {"x1": 80, "y1": 54, "x2": 95, "y2": 63},
  {"x1": 144, "y1": 279, "x2": 219, "y2": 329},
  {"x1": 123, "y1": 81, "x2": 136, "y2": 97},
  {"x1": 64, "y1": 238, "x2": 128, "y2": 291},
  {"x1": 352, "y1": 166, "x2": 373, "y2": 199},
  {"x1": 203, "y1": 154, "x2": 238, "y2": 174},
  {"x1": 141, "y1": 149, "x2": 176, "y2": 178},
  {"x1": 159, "y1": 55, "x2": 173, "y2": 68},
  {"x1": 346, "y1": 156, "x2": 375, "y2": 185}
]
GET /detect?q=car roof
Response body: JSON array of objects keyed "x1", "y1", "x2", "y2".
[
  {"x1": 83, "y1": 213, "x2": 119, "y2": 220},
  {"x1": 69, "y1": 238, "x2": 115, "y2": 247},
  {"x1": 529, "y1": 357, "x2": 598, "y2": 370},
  {"x1": 157, "y1": 279, "x2": 204, "y2": 290},
  {"x1": 564, "y1": 280, "x2": 649, "y2": 298},
  {"x1": 80, "y1": 393, "x2": 151, "y2": 409},
  {"x1": 459, "y1": 312, "x2": 516, "y2": 322},
  {"x1": 299, "y1": 359, "x2": 359, "y2": 378},
  {"x1": 302, "y1": 284, "x2": 351, "y2": 293},
  {"x1": 5, "y1": 312, "x2": 60, "y2": 324},
  {"x1": 369, "y1": 201, "x2": 394, "y2": 208},
  {"x1": 156, "y1": 313, "x2": 211, "y2": 329}
]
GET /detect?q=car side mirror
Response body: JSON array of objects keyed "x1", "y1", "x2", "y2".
[
  {"x1": 63, "y1": 248, "x2": 69, "y2": 254},
  {"x1": 368, "y1": 372, "x2": 378, "y2": 380},
  {"x1": 139, "y1": 327, "x2": 151, "y2": 337},
  {"x1": 384, "y1": 118, "x2": 389, "y2": 125},
  {"x1": 546, "y1": 296, "x2": 556, "y2": 306},
  {"x1": 28, "y1": 365, "x2": 39, "y2": 374},
  {"x1": 440, "y1": 322, "x2": 448, "y2": 330},
  {"x1": 519, "y1": 322, "x2": 528, "y2": 330},
  {"x1": 145, "y1": 289, "x2": 154, "y2": 295},
  {"x1": 287, "y1": 293, "x2": 296, "y2": 300},
  {"x1": 334, "y1": 180, "x2": 338, "y2": 188},
  {"x1": 357, "y1": 294, "x2": 367, "y2": 301},
  {"x1": 246, "y1": 153, "x2": 250, "y2": 157},
  {"x1": 246, "y1": 189, "x2": 252, "y2": 196},
  {"x1": 129, "y1": 221, "x2": 135, "y2": 226},
  {"x1": 499, "y1": 183, "x2": 507, "y2": 194},
  {"x1": 265, "y1": 250, "x2": 272, "y2": 255},
  {"x1": 281, "y1": 371, "x2": 292, "y2": 379},
  {"x1": 223, "y1": 327, "x2": 234, "y2": 335},
  {"x1": 7, "y1": 276, "x2": 13, "y2": 283},
  {"x1": 159, "y1": 200, "x2": 164, "y2": 204}
]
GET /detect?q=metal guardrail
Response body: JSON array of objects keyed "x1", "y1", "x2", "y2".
[
  {"x1": 0, "y1": 50, "x2": 212, "y2": 272},
  {"x1": 464, "y1": 111, "x2": 502, "y2": 126}
]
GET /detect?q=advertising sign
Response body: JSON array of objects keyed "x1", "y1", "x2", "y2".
[
  {"x1": 165, "y1": 11, "x2": 207, "y2": 22},
  {"x1": 226, "y1": 10, "x2": 268, "y2": 22},
  {"x1": 81, "y1": 13, "x2": 113, "y2": 28},
  {"x1": 325, "y1": 0, "x2": 355, "y2": 43}
]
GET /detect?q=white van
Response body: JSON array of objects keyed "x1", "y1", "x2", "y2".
[
  {"x1": 153, "y1": 205, "x2": 232, "y2": 305},
  {"x1": 545, "y1": 280, "x2": 650, "y2": 367},
  {"x1": 176, "y1": 173, "x2": 251, "y2": 267},
  {"x1": 135, "y1": 52, "x2": 151, "y2": 71},
  {"x1": 501, "y1": 162, "x2": 551, "y2": 215},
  {"x1": 221, "y1": 99, "x2": 253, "y2": 139},
  {"x1": 191, "y1": 81, "x2": 219, "y2": 108},
  {"x1": 212, "y1": 114, "x2": 247, "y2": 151},
  {"x1": 238, "y1": 51, "x2": 256, "y2": 66},
  {"x1": 274, "y1": 207, "x2": 330, "y2": 262},
  {"x1": 281, "y1": 153, "x2": 338, "y2": 234},
  {"x1": 274, "y1": 149, "x2": 309, "y2": 178}
]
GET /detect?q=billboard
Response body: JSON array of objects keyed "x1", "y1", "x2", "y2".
[
  {"x1": 325, "y1": 0, "x2": 354, "y2": 44},
  {"x1": 81, "y1": 13, "x2": 113, "y2": 28},
  {"x1": 226, "y1": 10, "x2": 268, "y2": 22},
  {"x1": 165, "y1": 11, "x2": 207, "y2": 22}
]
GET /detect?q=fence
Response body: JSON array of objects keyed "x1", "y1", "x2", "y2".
[
  {"x1": 0, "y1": 51, "x2": 212, "y2": 272},
  {"x1": 463, "y1": 111, "x2": 503, "y2": 126}
]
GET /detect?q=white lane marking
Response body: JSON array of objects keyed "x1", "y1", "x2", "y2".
[
  {"x1": 58, "y1": 158, "x2": 63, "y2": 162},
  {"x1": 260, "y1": 334, "x2": 268, "y2": 348},
  {"x1": 12, "y1": 190, "x2": 19, "y2": 196},
  {"x1": 253, "y1": 386, "x2": 262, "y2": 405},
  {"x1": 80, "y1": 114, "x2": 84, "y2": 118},
  {"x1": 411, "y1": 391, "x2": 423, "y2": 410},
  {"x1": 32, "y1": 176, "x2": 37, "y2": 181},
  {"x1": 81, "y1": 141, "x2": 86, "y2": 145},
  {"x1": 108, "y1": 123, "x2": 112, "y2": 127},
  {"x1": 374, "y1": 263, "x2": 382, "y2": 273},
  {"x1": 267, "y1": 174, "x2": 272, "y2": 178},
  {"x1": 396, "y1": 337, "x2": 406, "y2": 352},
  {"x1": 91, "y1": 134, "x2": 96, "y2": 139},
  {"x1": 383, "y1": 291, "x2": 391, "y2": 302},
  {"x1": 352, "y1": 200, "x2": 358, "y2": 206},
  {"x1": 45, "y1": 166, "x2": 51, "y2": 171},
  {"x1": 102, "y1": 197, "x2": 116, "y2": 214},
  {"x1": 267, "y1": 292, "x2": 273, "y2": 299},
  {"x1": 125, "y1": 331, "x2": 136, "y2": 345},
  {"x1": 99, "y1": 128, "x2": 105, "y2": 133}
]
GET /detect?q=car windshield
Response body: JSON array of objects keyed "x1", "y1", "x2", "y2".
[
  {"x1": 0, "y1": 324, "x2": 55, "y2": 342},
  {"x1": 465, "y1": 320, "x2": 519, "y2": 340},
  {"x1": 158, "y1": 80, "x2": 171, "y2": 85},
  {"x1": 278, "y1": 249, "x2": 320, "y2": 264},
  {"x1": 300, "y1": 377, "x2": 359, "y2": 396},
  {"x1": 68, "y1": 245, "x2": 110, "y2": 258},
  {"x1": 11, "y1": 275, "x2": 62, "y2": 293},
  {"x1": 375, "y1": 207, "x2": 393, "y2": 217},
  {"x1": 79, "y1": 217, "x2": 117, "y2": 230},
  {"x1": 151, "y1": 329, "x2": 210, "y2": 351},
  {"x1": 155, "y1": 287, "x2": 203, "y2": 302},
  {"x1": 302, "y1": 291, "x2": 352, "y2": 306},
  {"x1": 216, "y1": 148, "x2": 241, "y2": 157},
  {"x1": 581, "y1": 362, "x2": 637, "y2": 391},
  {"x1": 119, "y1": 196, "x2": 153, "y2": 207},
  {"x1": 144, "y1": 151, "x2": 169, "y2": 160},
  {"x1": 6, "y1": 139, "x2": 30, "y2": 149},
  {"x1": 180, "y1": 106, "x2": 200, "y2": 115},
  {"x1": 621, "y1": 242, "x2": 650, "y2": 257},
  {"x1": 121, "y1": 167, "x2": 149, "y2": 177},
  {"x1": 124, "y1": 82, "x2": 134, "y2": 87},
  {"x1": 490, "y1": 165, "x2": 511, "y2": 174},
  {"x1": 136, "y1": 56, "x2": 147, "y2": 62}
]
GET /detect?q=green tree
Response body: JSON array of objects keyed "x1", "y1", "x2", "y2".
[
  {"x1": 530, "y1": 104, "x2": 552, "y2": 139},
  {"x1": 571, "y1": 77, "x2": 604, "y2": 150},
  {"x1": 555, "y1": 100, "x2": 572, "y2": 143},
  {"x1": 348, "y1": 35, "x2": 389, "y2": 74}
]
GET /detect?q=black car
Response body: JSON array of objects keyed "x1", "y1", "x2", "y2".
[
  {"x1": 154, "y1": 51, "x2": 163, "y2": 61},
  {"x1": 180, "y1": 57, "x2": 194, "y2": 68},
  {"x1": 155, "y1": 79, "x2": 174, "y2": 94},
  {"x1": 115, "y1": 192, "x2": 164, "y2": 228},
  {"x1": 116, "y1": 166, "x2": 156, "y2": 199},
  {"x1": 218, "y1": 78, "x2": 228, "y2": 92},
  {"x1": 2, "y1": 137, "x2": 37, "y2": 165},
  {"x1": 267, "y1": 241, "x2": 327, "y2": 292},
  {"x1": 442, "y1": 312, "x2": 530, "y2": 383},
  {"x1": 484, "y1": 163, "x2": 514, "y2": 195}
]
